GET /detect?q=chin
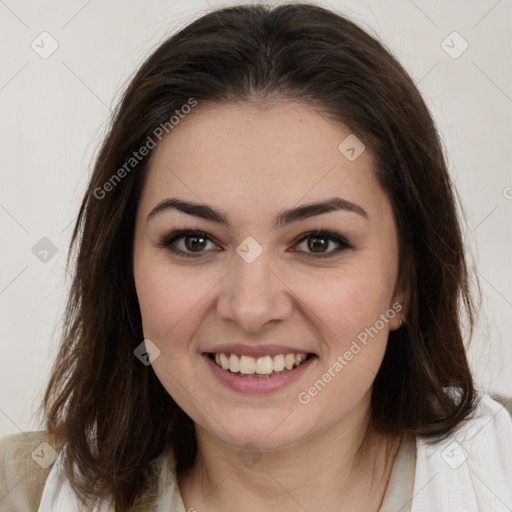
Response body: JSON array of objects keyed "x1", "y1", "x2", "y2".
[{"x1": 199, "y1": 407, "x2": 315, "y2": 452}]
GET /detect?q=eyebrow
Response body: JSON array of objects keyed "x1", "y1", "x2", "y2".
[{"x1": 147, "y1": 196, "x2": 368, "y2": 228}]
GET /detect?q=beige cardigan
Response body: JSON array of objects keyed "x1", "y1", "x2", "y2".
[
  {"x1": 0, "y1": 430, "x2": 64, "y2": 511},
  {"x1": 0, "y1": 430, "x2": 164, "y2": 511}
]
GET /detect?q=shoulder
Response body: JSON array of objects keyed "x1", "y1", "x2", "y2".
[
  {"x1": 0, "y1": 430, "x2": 64, "y2": 512},
  {"x1": 1, "y1": 431, "x2": 174, "y2": 512},
  {"x1": 462, "y1": 393, "x2": 512, "y2": 469},
  {"x1": 446, "y1": 393, "x2": 512, "y2": 458},
  {"x1": 412, "y1": 393, "x2": 512, "y2": 511}
]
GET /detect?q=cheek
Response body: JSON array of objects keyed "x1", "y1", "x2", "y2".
[
  {"x1": 293, "y1": 272, "x2": 393, "y2": 414},
  {"x1": 284, "y1": 256, "x2": 397, "y2": 400},
  {"x1": 289, "y1": 264, "x2": 396, "y2": 341},
  {"x1": 134, "y1": 258, "x2": 210, "y2": 403},
  {"x1": 134, "y1": 256, "x2": 211, "y2": 343}
]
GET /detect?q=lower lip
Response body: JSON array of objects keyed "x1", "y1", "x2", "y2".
[{"x1": 203, "y1": 354, "x2": 316, "y2": 394}]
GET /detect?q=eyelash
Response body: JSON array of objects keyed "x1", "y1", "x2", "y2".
[{"x1": 158, "y1": 229, "x2": 353, "y2": 259}]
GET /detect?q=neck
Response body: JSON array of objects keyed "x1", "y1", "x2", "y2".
[{"x1": 179, "y1": 401, "x2": 401, "y2": 512}]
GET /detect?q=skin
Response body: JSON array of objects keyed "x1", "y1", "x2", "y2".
[{"x1": 133, "y1": 101, "x2": 407, "y2": 512}]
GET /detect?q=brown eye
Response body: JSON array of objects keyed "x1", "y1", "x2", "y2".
[
  {"x1": 307, "y1": 236, "x2": 329, "y2": 253},
  {"x1": 184, "y1": 234, "x2": 208, "y2": 252},
  {"x1": 159, "y1": 230, "x2": 219, "y2": 257},
  {"x1": 293, "y1": 230, "x2": 352, "y2": 258}
]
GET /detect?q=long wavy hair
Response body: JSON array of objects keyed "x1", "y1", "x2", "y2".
[{"x1": 38, "y1": 3, "x2": 478, "y2": 510}]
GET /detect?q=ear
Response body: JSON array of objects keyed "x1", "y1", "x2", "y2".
[
  {"x1": 389, "y1": 279, "x2": 409, "y2": 331},
  {"x1": 389, "y1": 300, "x2": 407, "y2": 331}
]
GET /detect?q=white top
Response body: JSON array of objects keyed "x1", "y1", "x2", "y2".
[
  {"x1": 37, "y1": 394, "x2": 512, "y2": 512},
  {"x1": 379, "y1": 433, "x2": 415, "y2": 511}
]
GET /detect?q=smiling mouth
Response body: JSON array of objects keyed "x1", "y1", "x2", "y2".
[{"x1": 208, "y1": 352, "x2": 311, "y2": 378}]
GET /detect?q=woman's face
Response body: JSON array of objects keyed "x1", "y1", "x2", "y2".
[{"x1": 133, "y1": 101, "x2": 404, "y2": 451}]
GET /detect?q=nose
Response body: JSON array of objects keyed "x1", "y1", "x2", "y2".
[{"x1": 216, "y1": 249, "x2": 293, "y2": 333}]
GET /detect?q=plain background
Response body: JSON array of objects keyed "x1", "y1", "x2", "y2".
[{"x1": 0, "y1": 0, "x2": 511, "y2": 437}]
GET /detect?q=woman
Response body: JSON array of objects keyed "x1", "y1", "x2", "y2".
[{"x1": 1, "y1": 3, "x2": 511, "y2": 511}]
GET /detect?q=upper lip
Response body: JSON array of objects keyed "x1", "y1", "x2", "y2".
[{"x1": 203, "y1": 344, "x2": 315, "y2": 358}]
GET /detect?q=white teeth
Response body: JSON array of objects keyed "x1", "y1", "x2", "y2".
[
  {"x1": 284, "y1": 354, "x2": 295, "y2": 370},
  {"x1": 229, "y1": 354, "x2": 240, "y2": 373},
  {"x1": 212, "y1": 352, "x2": 309, "y2": 375},
  {"x1": 256, "y1": 356, "x2": 273, "y2": 375},
  {"x1": 295, "y1": 354, "x2": 306, "y2": 366},
  {"x1": 273, "y1": 354, "x2": 285, "y2": 372},
  {"x1": 239, "y1": 355, "x2": 256, "y2": 374},
  {"x1": 220, "y1": 353, "x2": 229, "y2": 370}
]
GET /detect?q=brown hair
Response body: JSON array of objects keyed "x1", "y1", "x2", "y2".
[{"x1": 39, "y1": 3, "x2": 478, "y2": 510}]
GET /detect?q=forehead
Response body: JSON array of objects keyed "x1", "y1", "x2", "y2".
[{"x1": 139, "y1": 101, "x2": 388, "y2": 224}]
